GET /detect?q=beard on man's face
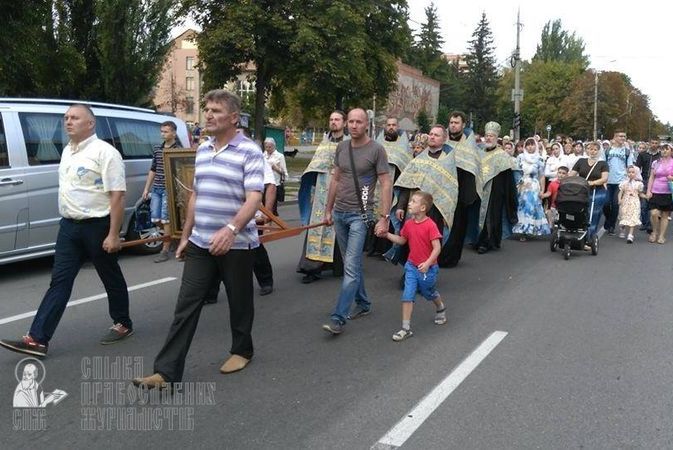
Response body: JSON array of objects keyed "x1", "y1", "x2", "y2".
[
  {"x1": 384, "y1": 129, "x2": 398, "y2": 141},
  {"x1": 448, "y1": 129, "x2": 463, "y2": 141}
]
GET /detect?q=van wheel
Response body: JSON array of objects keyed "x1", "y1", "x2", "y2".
[{"x1": 125, "y1": 215, "x2": 164, "y2": 255}]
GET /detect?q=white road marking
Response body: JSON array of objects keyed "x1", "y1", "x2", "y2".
[
  {"x1": 372, "y1": 331, "x2": 508, "y2": 450},
  {"x1": 0, "y1": 277, "x2": 176, "y2": 325}
]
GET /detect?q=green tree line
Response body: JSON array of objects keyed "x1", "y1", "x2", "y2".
[
  {"x1": 0, "y1": 0, "x2": 178, "y2": 106},
  {"x1": 2, "y1": 2, "x2": 668, "y2": 140}
]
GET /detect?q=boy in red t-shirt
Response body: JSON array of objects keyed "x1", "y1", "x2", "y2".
[
  {"x1": 380, "y1": 191, "x2": 446, "y2": 341},
  {"x1": 541, "y1": 165, "x2": 569, "y2": 226}
]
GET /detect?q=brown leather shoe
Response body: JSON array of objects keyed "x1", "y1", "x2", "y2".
[
  {"x1": 132, "y1": 373, "x2": 169, "y2": 390},
  {"x1": 220, "y1": 355, "x2": 251, "y2": 374}
]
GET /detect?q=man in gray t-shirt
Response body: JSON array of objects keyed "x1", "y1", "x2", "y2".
[{"x1": 322, "y1": 108, "x2": 392, "y2": 335}]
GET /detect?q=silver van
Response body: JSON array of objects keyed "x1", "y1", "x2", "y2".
[{"x1": 0, "y1": 98, "x2": 190, "y2": 265}]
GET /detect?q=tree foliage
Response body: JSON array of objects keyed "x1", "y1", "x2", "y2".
[
  {"x1": 0, "y1": 0, "x2": 177, "y2": 106},
  {"x1": 191, "y1": 0, "x2": 411, "y2": 135},
  {"x1": 407, "y1": 2, "x2": 443, "y2": 72},
  {"x1": 416, "y1": 109, "x2": 431, "y2": 133},
  {"x1": 463, "y1": 12, "x2": 499, "y2": 130},
  {"x1": 533, "y1": 19, "x2": 589, "y2": 69}
]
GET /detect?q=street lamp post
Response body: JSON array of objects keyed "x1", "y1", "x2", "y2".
[{"x1": 593, "y1": 70, "x2": 598, "y2": 141}]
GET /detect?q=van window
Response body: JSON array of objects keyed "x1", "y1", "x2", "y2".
[
  {"x1": 19, "y1": 113, "x2": 68, "y2": 165},
  {"x1": 108, "y1": 117, "x2": 160, "y2": 159},
  {"x1": 0, "y1": 117, "x2": 8, "y2": 167}
]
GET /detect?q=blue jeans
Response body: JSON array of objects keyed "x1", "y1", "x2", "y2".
[
  {"x1": 150, "y1": 186, "x2": 169, "y2": 223},
  {"x1": 331, "y1": 211, "x2": 370, "y2": 324},
  {"x1": 640, "y1": 197, "x2": 651, "y2": 229},
  {"x1": 29, "y1": 217, "x2": 131, "y2": 344},
  {"x1": 603, "y1": 183, "x2": 620, "y2": 231},
  {"x1": 589, "y1": 188, "x2": 608, "y2": 238}
]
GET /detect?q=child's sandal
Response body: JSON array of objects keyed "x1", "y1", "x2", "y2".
[
  {"x1": 392, "y1": 328, "x2": 413, "y2": 341},
  {"x1": 434, "y1": 308, "x2": 447, "y2": 325}
]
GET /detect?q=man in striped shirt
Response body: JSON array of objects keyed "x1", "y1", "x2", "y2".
[
  {"x1": 134, "y1": 90, "x2": 264, "y2": 388},
  {"x1": 142, "y1": 121, "x2": 180, "y2": 262}
]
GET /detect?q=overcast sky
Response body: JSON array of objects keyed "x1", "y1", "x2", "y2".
[{"x1": 408, "y1": 0, "x2": 672, "y2": 125}]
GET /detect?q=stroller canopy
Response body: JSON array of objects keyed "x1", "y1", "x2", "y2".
[{"x1": 557, "y1": 176, "x2": 590, "y2": 205}]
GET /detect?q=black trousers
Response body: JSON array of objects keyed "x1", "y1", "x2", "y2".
[
  {"x1": 153, "y1": 242, "x2": 254, "y2": 382},
  {"x1": 30, "y1": 217, "x2": 131, "y2": 343},
  {"x1": 204, "y1": 243, "x2": 272, "y2": 300},
  {"x1": 440, "y1": 202, "x2": 470, "y2": 267}
]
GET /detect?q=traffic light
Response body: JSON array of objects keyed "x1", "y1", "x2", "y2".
[{"x1": 512, "y1": 113, "x2": 521, "y2": 129}]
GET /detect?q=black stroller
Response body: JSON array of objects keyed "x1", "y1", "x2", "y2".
[{"x1": 550, "y1": 176, "x2": 599, "y2": 259}]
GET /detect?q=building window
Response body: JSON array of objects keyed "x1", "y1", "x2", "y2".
[
  {"x1": 186, "y1": 56, "x2": 195, "y2": 70},
  {"x1": 186, "y1": 77, "x2": 195, "y2": 91},
  {"x1": 186, "y1": 97, "x2": 194, "y2": 114}
]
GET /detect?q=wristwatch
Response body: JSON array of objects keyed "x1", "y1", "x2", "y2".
[{"x1": 226, "y1": 223, "x2": 238, "y2": 235}]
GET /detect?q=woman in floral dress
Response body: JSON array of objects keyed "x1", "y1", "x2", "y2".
[{"x1": 513, "y1": 138, "x2": 551, "y2": 239}]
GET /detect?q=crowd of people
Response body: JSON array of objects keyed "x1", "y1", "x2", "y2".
[{"x1": 1, "y1": 89, "x2": 671, "y2": 390}]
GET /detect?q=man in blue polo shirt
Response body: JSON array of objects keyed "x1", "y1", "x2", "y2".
[{"x1": 134, "y1": 90, "x2": 264, "y2": 388}]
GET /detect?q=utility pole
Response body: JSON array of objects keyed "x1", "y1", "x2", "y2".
[
  {"x1": 511, "y1": 9, "x2": 523, "y2": 142},
  {"x1": 593, "y1": 70, "x2": 598, "y2": 141}
]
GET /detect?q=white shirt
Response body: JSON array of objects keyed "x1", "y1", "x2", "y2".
[
  {"x1": 58, "y1": 134, "x2": 126, "y2": 220},
  {"x1": 544, "y1": 155, "x2": 563, "y2": 179},
  {"x1": 264, "y1": 150, "x2": 288, "y2": 186},
  {"x1": 562, "y1": 154, "x2": 584, "y2": 172}
]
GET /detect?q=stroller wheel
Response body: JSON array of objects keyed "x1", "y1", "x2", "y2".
[
  {"x1": 563, "y1": 243, "x2": 571, "y2": 260},
  {"x1": 590, "y1": 234, "x2": 599, "y2": 256}
]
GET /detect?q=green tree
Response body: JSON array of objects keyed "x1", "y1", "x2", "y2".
[
  {"x1": 95, "y1": 0, "x2": 177, "y2": 105},
  {"x1": 464, "y1": 12, "x2": 499, "y2": 131},
  {"x1": 416, "y1": 109, "x2": 431, "y2": 133},
  {"x1": 277, "y1": 1, "x2": 412, "y2": 124},
  {"x1": 0, "y1": 0, "x2": 177, "y2": 105},
  {"x1": 533, "y1": 19, "x2": 589, "y2": 69},
  {"x1": 408, "y1": 2, "x2": 443, "y2": 73},
  {"x1": 189, "y1": 0, "x2": 298, "y2": 138}
]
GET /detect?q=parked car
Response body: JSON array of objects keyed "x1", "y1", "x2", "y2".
[{"x1": 0, "y1": 98, "x2": 190, "y2": 265}]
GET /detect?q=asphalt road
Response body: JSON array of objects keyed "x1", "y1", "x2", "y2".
[{"x1": 1, "y1": 205, "x2": 672, "y2": 449}]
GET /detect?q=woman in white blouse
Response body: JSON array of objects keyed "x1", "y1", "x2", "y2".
[{"x1": 263, "y1": 137, "x2": 288, "y2": 214}]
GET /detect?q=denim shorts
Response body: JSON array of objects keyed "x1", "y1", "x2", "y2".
[
  {"x1": 150, "y1": 187, "x2": 169, "y2": 223},
  {"x1": 402, "y1": 261, "x2": 440, "y2": 302}
]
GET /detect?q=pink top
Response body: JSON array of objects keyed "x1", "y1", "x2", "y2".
[{"x1": 651, "y1": 158, "x2": 673, "y2": 194}]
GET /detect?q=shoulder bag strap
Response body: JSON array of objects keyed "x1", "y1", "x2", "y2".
[
  {"x1": 585, "y1": 160, "x2": 598, "y2": 181},
  {"x1": 347, "y1": 142, "x2": 368, "y2": 219}
]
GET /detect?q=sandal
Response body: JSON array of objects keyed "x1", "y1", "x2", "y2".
[
  {"x1": 434, "y1": 308, "x2": 447, "y2": 325},
  {"x1": 649, "y1": 234, "x2": 657, "y2": 243},
  {"x1": 658, "y1": 237, "x2": 666, "y2": 244},
  {"x1": 392, "y1": 328, "x2": 413, "y2": 341}
]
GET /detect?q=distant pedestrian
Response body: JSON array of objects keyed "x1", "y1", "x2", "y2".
[
  {"x1": 380, "y1": 191, "x2": 446, "y2": 341},
  {"x1": 635, "y1": 140, "x2": 660, "y2": 232},
  {"x1": 645, "y1": 143, "x2": 673, "y2": 244},
  {"x1": 618, "y1": 166, "x2": 645, "y2": 243},
  {"x1": 512, "y1": 138, "x2": 550, "y2": 240},
  {"x1": 604, "y1": 131, "x2": 635, "y2": 235},
  {"x1": 142, "y1": 121, "x2": 180, "y2": 263}
]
